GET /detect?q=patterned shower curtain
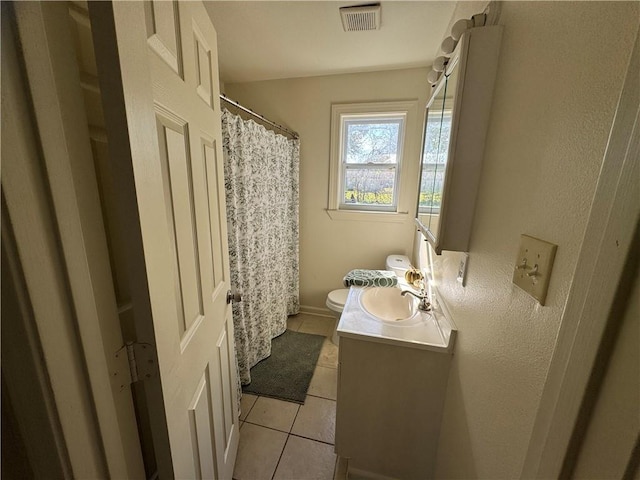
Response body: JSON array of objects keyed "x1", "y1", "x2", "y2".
[{"x1": 221, "y1": 109, "x2": 300, "y2": 385}]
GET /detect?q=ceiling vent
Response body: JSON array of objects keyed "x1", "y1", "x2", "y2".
[{"x1": 340, "y1": 4, "x2": 381, "y2": 32}]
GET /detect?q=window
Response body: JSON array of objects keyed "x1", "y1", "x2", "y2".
[{"x1": 329, "y1": 102, "x2": 415, "y2": 216}]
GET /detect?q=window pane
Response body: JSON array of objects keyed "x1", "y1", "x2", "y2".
[
  {"x1": 344, "y1": 120, "x2": 400, "y2": 164},
  {"x1": 343, "y1": 168, "x2": 395, "y2": 206}
]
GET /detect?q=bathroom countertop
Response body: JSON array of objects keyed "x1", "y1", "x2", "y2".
[{"x1": 337, "y1": 286, "x2": 457, "y2": 353}]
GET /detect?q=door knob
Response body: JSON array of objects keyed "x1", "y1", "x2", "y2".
[{"x1": 226, "y1": 290, "x2": 242, "y2": 304}]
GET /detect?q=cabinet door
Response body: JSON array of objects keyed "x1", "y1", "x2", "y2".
[
  {"x1": 335, "y1": 337, "x2": 451, "y2": 479},
  {"x1": 418, "y1": 69, "x2": 458, "y2": 240},
  {"x1": 416, "y1": 26, "x2": 503, "y2": 253}
]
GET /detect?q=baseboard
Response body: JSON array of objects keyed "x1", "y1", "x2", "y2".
[
  {"x1": 347, "y1": 466, "x2": 397, "y2": 480},
  {"x1": 298, "y1": 304, "x2": 333, "y2": 318}
]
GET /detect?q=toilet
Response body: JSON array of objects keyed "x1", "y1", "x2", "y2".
[{"x1": 326, "y1": 254, "x2": 413, "y2": 345}]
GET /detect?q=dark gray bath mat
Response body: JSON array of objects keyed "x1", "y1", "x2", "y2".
[{"x1": 242, "y1": 330, "x2": 325, "y2": 404}]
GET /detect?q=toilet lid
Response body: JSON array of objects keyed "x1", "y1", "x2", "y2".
[{"x1": 327, "y1": 289, "x2": 350, "y2": 308}]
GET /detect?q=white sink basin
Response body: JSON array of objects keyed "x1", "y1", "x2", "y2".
[
  {"x1": 338, "y1": 287, "x2": 457, "y2": 352},
  {"x1": 359, "y1": 287, "x2": 417, "y2": 322}
]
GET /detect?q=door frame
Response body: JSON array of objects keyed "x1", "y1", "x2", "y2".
[
  {"x1": 522, "y1": 26, "x2": 639, "y2": 478},
  {"x1": 3, "y1": 2, "x2": 145, "y2": 477}
]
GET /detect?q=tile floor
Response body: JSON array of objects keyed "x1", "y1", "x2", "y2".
[{"x1": 233, "y1": 313, "x2": 347, "y2": 480}]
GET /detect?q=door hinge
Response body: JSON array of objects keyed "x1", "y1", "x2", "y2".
[{"x1": 113, "y1": 342, "x2": 156, "y2": 391}]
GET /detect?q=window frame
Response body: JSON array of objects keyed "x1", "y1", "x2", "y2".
[
  {"x1": 328, "y1": 101, "x2": 415, "y2": 216},
  {"x1": 340, "y1": 114, "x2": 405, "y2": 212}
]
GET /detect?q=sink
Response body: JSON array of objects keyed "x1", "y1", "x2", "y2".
[
  {"x1": 338, "y1": 287, "x2": 457, "y2": 352},
  {"x1": 359, "y1": 287, "x2": 417, "y2": 322}
]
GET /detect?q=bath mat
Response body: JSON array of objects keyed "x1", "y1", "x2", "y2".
[{"x1": 242, "y1": 330, "x2": 325, "y2": 404}]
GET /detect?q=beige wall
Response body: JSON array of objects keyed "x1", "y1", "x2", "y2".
[
  {"x1": 225, "y1": 68, "x2": 430, "y2": 309},
  {"x1": 414, "y1": 2, "x2": 639, "y2": 479}
]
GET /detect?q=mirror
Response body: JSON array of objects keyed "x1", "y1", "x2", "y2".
[
  {"x1": 415, "y1": 26, "x2": 503, "y2": 254},
  {"x1": 417, "y1": 58, "x2": 459, "y2": 243}
]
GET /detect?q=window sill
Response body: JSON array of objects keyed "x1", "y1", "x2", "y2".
[{"x1": 325, "y1": 209, "x2": 410, "y2": 223}]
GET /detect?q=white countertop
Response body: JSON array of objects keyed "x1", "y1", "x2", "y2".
[{"x1": 337, "y1": 286, "x2": 457, "y2": 353}]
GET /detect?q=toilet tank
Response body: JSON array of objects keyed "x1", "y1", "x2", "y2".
[{"x1": 385, "y1": 254, "x2": 412, "y2": 277}]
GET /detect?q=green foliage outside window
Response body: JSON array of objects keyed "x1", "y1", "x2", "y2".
[
  {"x1": 344, "y1": 188, "x2": 394, "y2": 205},
  {"x1": 418, "y1": 190, "x2": 442, "y2": 208}
]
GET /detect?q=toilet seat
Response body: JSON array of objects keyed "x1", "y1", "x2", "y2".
[{"x1": 326, "y1": 288, "x2": 350, "y2": 313}]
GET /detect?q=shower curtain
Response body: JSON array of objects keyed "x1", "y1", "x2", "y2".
[{"x1": 221, "y1": 109, "x2": 300, "y2": 385}]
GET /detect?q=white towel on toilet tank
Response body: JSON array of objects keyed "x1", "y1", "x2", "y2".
[{"x1": 343, "y1": 269, "x2": 398, "y2": 288}]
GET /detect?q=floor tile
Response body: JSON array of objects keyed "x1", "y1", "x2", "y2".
[
  {"x1": 308, "y1": 365, "x2": 338, "y2": 400},
  {"x1": 287, "y1": 315, "x2": 303, "y2": 332},
  {"x1": 291, "y1": 395, "x2": 336, "y2": 444},
  {"x1": 317, "y1": 338, "x2": 339, "y2": 368},
  {"x1": 239, "y1": 393, "x2": 258, "y2": 421},
  {"x1": 299, "y1": 315, "x2": 335, "y2": 337},
  {"x1": 233, "y1": 423, "x2": 287, "y2": 480},
  {"x1": 273, "y1": 435, "x2": 336, "y2": 480},
  {"x1": 245, "y1": 396, "x2": 299, "y2": 432}
]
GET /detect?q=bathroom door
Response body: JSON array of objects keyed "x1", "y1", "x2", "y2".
[{"x1": 90, "y1": 2, "x2": 239, "y2": 478}]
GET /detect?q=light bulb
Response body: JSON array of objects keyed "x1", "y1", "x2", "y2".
[
  {"x1": 441, "y1": 36, "x2": 458, "y2": 55},
  {"x1": 427, "y1": 69, "x2": 441, "y2": 84},
  {"x1": 432, "y1": 56, "x2": 448, "y2": 72},
  {"x1": 451, "y1": 18, "x2": 473, "y2": 41}
]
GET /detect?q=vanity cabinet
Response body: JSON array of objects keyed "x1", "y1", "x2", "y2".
[
  {"x1": 335, "y1": 336, "x2": 452, "y2": 479},
  {"x1": 416, "y1": 26, "x2": 503, "y2": 254}
]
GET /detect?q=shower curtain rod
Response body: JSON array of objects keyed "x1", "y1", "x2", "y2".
[{"x1": 219, "y1": 94, "x2": 299, "y2": 139}]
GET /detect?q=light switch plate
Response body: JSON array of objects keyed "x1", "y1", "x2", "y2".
[{"x1": 512, "y1": 234, "x2": 557, "y2": 305}]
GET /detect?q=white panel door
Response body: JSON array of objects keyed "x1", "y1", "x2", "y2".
[{"x1": 90, "y1": 1, "x2": 239, "y2": 478}]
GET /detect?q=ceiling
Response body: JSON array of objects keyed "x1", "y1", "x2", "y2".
[{"x1": 205, "y1": 1, "x2": 460, "y2": 84}]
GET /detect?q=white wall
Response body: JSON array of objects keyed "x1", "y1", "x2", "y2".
[
  {"x1": 414, "y1": 2, "x2": 639, "y2": 478},
  {"x1": 225, "y1": 68, "x2": 430, "y2": 309}
]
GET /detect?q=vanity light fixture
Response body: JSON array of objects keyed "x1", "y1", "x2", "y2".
[
  {"x1": 426, "y1": 1, "x2": 501, "y2": 86},
  {"x1": 451, "y1": 18, "x2": 475, "y2": 41}
]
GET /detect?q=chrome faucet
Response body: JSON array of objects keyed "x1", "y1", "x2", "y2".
[{"x1": 401, "y1": 289, "x2": 431, "y2": 312}]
